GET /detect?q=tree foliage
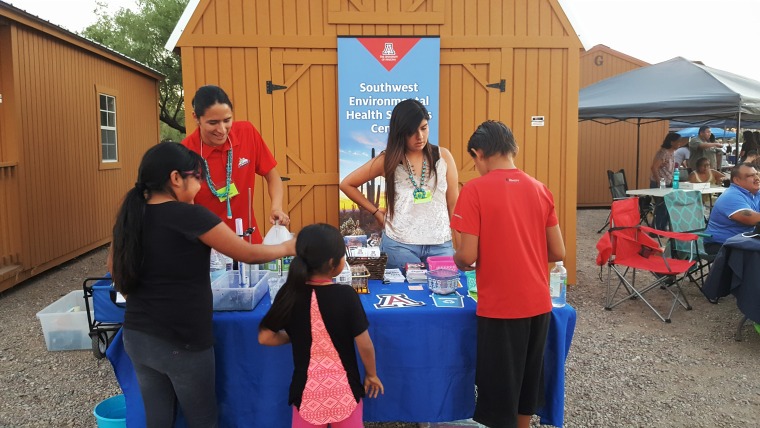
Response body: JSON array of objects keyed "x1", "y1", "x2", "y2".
[{"x1": 83, "y1": 0, "x2": 189, "y2": 135}]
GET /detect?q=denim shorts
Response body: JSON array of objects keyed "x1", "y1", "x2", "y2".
[{"x1": 380, "y1": 231, "x2": 454, "y2": 270}]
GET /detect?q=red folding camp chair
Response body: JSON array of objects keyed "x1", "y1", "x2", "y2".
[{"x1": 596, "y1": 197, "x2": 699, "y2": 323}]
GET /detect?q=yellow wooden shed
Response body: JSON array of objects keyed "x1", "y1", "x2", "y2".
[
  {"x1": 168, "y1": 0, "x2": 582, "y2": 283},
  {"x1": 0, "y1": 2, "x2": 162, "y2": 292},
  {"x1": 578, "y1": 44, "x2": 670, "y2": 207}
]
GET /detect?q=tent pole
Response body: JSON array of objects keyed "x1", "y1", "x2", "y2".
[
  {"x1": 737, "y1": 112, "x2": 742, "y2": 163},
  {"x1": 635, "y1": 118, "x2": 641, "y2": 186}
]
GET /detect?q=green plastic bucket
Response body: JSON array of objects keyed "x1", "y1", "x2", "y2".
[{"x1": 93, "y1": 394, "x2": 126, "y2": 428}]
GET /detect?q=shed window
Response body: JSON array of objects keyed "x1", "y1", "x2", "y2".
[{"x1": 99, "y1": 94, "x2": 118, "y2": 162}]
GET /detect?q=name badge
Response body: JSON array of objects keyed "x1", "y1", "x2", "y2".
[
  {"x1": 217, "y1": 182, "x2": 239, "y2": 202},
  {"x1": 413, "y1": 189, "x2": 432, "y2": 204}
]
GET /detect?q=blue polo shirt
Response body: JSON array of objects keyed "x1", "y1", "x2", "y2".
[{"x1": 705, "y1": 184, "x2": 760, "y2": 244}]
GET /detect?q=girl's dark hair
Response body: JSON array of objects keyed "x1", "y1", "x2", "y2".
[
  {"x1": 111, "y1": 142, "x2": 205, "y2": 294},
  {"x1": 467, "y1": 120, "x2": 518, "y2": 158},
  {"x1": 741, "y1": 130, "x2": 757, "y2": 162},
  {"x1": 260, "y1": 224, "x2": 346, "y2": 329},
  {"x1": 661, "y1": 132, "x2": 682, "y2": 149},
  {"x1": 192, "y1": 85, "x2": 233, "y2": 117},
  {"x1": 383, "y1": 99, "x2": 437, "y2": 219}
]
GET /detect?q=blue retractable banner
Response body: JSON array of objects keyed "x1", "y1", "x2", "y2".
[{"x1": 338, "y1": 36, "x2": 440, "y2": 244}]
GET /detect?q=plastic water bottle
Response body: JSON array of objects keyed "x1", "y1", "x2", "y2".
[
  {"x1": 672, "y1": 169, "x2": 680, "y2": 189},
  {"x1": 549, "y1": 261, "x2": 567, "y2": 307}
]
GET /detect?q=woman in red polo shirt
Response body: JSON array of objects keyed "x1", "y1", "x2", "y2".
[{"x1": 182, "y1": 85, "x2": 289, "y2": 243}]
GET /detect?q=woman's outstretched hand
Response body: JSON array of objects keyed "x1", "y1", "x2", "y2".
[{"x1": 270, "y1": 208, "x2": 290, "y2": 226}]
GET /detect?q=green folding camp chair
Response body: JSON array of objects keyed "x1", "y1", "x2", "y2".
[{"x1": 663, "y1": 189, "x2": 715, "y2": 297}]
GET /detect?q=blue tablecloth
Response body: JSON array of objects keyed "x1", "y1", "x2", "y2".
[{"x1": 107, "y1": 280, "x2": 576, "y2": 427}]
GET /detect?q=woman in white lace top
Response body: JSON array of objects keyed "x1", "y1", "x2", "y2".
[{"x1": 339, "y1": 99, "x2": 460, "y2": 270}]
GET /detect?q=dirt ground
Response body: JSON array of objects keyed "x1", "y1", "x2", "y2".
[{"x1": 1, "y1": 208, "x2": 759, "y2": 427}]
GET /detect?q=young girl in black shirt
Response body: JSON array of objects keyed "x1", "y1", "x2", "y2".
[
  {"x1": 259, "y1": 224, "x2": 383, "y2": 427},
  {"x1": 110, "y1": 142, "x2": 294, "y2": 427}
]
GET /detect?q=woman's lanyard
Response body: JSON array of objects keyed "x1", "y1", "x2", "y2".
[{"x1": 201, "y1": 137, "x2": 233, "y2": 219}]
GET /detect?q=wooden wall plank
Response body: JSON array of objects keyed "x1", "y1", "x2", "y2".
[
  {"x1": 229, "y1": 0, "x2": 244, "y2": 34},
  {"x1": 2, "y1": 24, "x2": 159, "y2": 288},
  {"x1": 216, "y1": 0, "x2": 230, "y2": 34}
]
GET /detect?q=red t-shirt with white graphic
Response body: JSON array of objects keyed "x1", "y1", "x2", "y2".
[{"x1": 451, "y1": 168, "x2": 557, "y2": 319}]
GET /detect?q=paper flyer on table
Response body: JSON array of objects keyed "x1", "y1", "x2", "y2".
[{"x1": 430, "y1": 293, "x2": 464, "y2": 308}]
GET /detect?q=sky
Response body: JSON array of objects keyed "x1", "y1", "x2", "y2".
[{"x1": 9, "y1": 0, "x2": 760, "y2": 82}]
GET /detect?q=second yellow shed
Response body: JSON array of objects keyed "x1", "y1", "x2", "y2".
[{"x1": 578, "y1": 45, "x2": 669, "y2": 207}]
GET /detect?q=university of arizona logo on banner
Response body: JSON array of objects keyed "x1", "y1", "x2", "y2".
[{"x1": 357, "y1": 38, "x2": 421, "y2": 71}]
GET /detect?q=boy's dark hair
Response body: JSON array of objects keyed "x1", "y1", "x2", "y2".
[
  {"x1": 467, "y1": 120, "x2": 517, "y2": 158},
  {"x1": 698, "y1": 125, "x2": 710, "y2": 134}
]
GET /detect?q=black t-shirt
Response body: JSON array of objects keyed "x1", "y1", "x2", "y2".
[
  {"x1": 123, "y1": 201, "x2": 221, "y2": 350},
  {"x1": 260, "y1": 284, "x2": 370, "y2": 407}
]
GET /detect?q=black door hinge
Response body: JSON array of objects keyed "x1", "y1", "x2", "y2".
[
  {"x1": 486, "y1": 79, "x2": 506, "y2": 92},
  {"x1": 266, "y1": 81, "x2": 288, "y2": 94}
]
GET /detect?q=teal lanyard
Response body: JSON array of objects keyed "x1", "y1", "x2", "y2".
[{"x1": 202, "y1": 141, "x2": 233, "y2": 219}]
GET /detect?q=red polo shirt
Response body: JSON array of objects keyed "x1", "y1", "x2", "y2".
[{"x1": 182, "y1": 121, "x2": 277, "y2": 243}]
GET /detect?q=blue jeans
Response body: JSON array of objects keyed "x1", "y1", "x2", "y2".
[
  {"x1": 380, "y1": 231, "x2": 454, "y2": 270},
  {"x1": 123, "y1": 328, "x2": 218, "y2": 428}
]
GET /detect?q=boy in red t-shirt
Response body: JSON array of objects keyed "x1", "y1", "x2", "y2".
[{"x1": 452, "y1": 120, "x2": 565, "y2": 428}]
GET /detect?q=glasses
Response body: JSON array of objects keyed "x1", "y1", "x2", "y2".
[{"x1": 181, "y1": 170, "x2": 202, "y2": 180}]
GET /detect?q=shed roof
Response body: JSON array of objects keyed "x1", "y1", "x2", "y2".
[
  {"x1": 581, "y1": 44, "x2": 649, "y2": 68},
  {"x1": 165, "y1": 0, "x2": 200, "y2": 52},
  {"x1": 0, "y1": 1, "x2": 163, "y2": 81}
]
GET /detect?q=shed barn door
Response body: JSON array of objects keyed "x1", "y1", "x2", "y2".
[
  {"x1": 269, "y1": 50, "x2": 340, "y2": 231},
  {"x1": 440, "y1": 50, "x2": 503, "y2": 184}
]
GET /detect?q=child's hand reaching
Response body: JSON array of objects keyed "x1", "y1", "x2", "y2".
[{"x1": 364, "y1": 375, "x2": 384, "y2": 398}]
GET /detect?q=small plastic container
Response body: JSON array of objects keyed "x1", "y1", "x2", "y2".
[
  {"x1": 426, "y1": 269, "x2": 460, "y2": 295},
  {"x1": 36, "y1": 291, "x2": 93, "y2": 351},
  {"x1": 350, "y1": 265, "x2": 370, "y2": 294},
  {"x1": 211, "y1": 270, "x2": 271, "y2": 311},
  {"x1": 427, "y1": 256, "x2": 457, "y2": 272},
  {"x1": 268, "y1": 273, "x2": 288, "y2": 303}
]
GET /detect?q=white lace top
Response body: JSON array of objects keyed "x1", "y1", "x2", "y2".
[{"x1": 385, "y1": 158, "x2": 452, "y2": 245}]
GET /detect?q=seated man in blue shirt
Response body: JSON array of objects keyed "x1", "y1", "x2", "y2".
[{"x1": 704, "y1": 163, "x2": 760, "y2": 254}]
